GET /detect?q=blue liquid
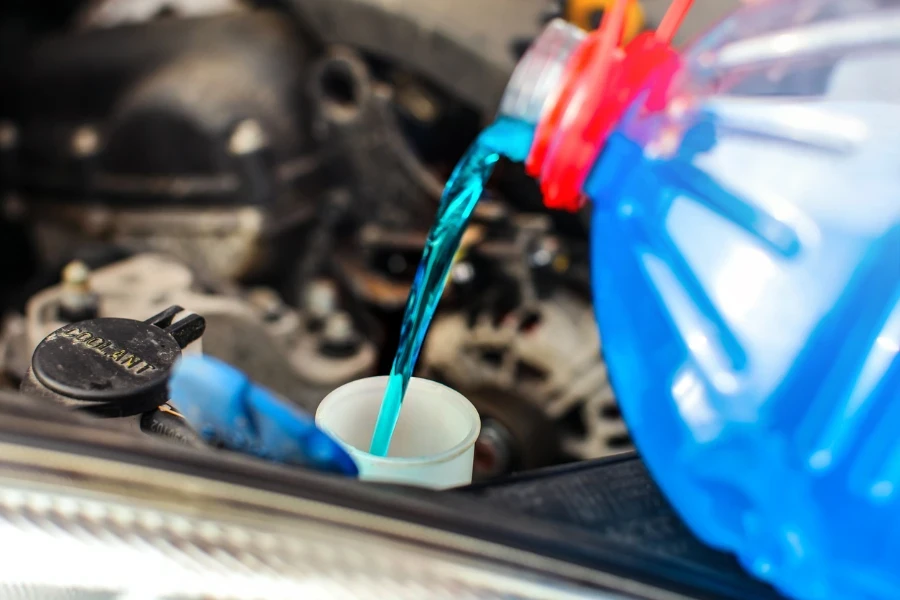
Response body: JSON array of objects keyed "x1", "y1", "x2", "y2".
[{"x1": 369, "y1": 118, "x2": 534, "y2": 456}]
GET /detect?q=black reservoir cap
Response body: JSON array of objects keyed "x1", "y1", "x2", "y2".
[{"x1": 31, "y1": 306, "x2": 205, "y2": 417}]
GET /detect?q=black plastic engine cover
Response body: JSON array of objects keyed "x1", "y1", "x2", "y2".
[{"x1": 0, "y1": 12, "x2": 315, "y2": 207}]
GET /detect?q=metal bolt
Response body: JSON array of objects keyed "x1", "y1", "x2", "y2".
[
  {"x1": 62, "y1": 260, "x2": 91, "y2": 289},
  {"x1": 0, "y1": 121, "x2": 18, "y2": 150},
  {"x1": 323, "y1": 312, "x2": 354, "y2": 344},
  {"x1": 529, "y1": 236, "x2": 559, "y2": 267},
  {"x1": 372, "y1": 81, "x2": 393, "y2": 102},
  {"x1": 59, "y1": 260, "x2": 99, "y2": 322},
  {"x1": 452, "y1": 261, "x2": 475, "y2": 284},
  {"x1": 394, "y1": 80, "x2": 440, "y2": 124},
  {"x1": 71, "y1": 126, "x2": 100, "y2": 157},
  {"x1": 246, "y1": 287, "x2": 284, "y2": 322},
  {"x1": 304, "y1": 279, "x2": 337, "y2": 321},
  {"x1": 473, "y1": 198, "x2": 508, "y2": 222},
  {"x1": 228, "y1": 119, "x2": 267, "y2": 155}
]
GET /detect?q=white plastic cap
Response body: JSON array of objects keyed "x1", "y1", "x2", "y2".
[
  {"x1": 315, "y1": 377, "x2": 480, "y2": 489},
  {"x1": 498, "y1": 19, "x2": 587, "y2": 125}
]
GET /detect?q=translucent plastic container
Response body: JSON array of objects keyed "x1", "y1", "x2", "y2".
[
  {"x1": 315, "y1": 377, "x2": 480, "y2": 489},
  {"x1": 502, "y1": 1, "x2": 900, "y2": 599}
]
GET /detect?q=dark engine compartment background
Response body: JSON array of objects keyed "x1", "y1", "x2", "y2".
[{"x1": 0, "y1": 0, "x2": 737, "y2": 483}]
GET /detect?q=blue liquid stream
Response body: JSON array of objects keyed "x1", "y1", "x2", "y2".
[{"x1": 369, "y1": 118, "x2": 534, "y2": 457}]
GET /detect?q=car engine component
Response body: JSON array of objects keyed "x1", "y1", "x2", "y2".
[
  {"x1": 287, "y1": 0, "x2": 549, "y2": 118},
  {"x1": 1, "y1": 9, "x2": 319, "y2": 280},
  {"x1": 22, "y1": 305, "x2": 204, "y2": 416},
  {"x1": 75, "y1": 0, "x2": 244, "y2": 29},
  {"x1": 423, "y1": 292, "x2": 626, "y2": 477},
  {"x1": 420, "y1": 202, "x2": 631, "y2": 477},
  {"x1": 0, "y1": 254, "x2": 377, "y2": 412},
  {"x1": 0, "y1": 0, "x2": 635, "y2": 478},
  {"x1": 17, "y1": 303, "x2": 207, "y2": 446}
]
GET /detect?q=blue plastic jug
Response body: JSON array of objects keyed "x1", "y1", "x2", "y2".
[{"x1": 499, "y1": 1, "x2": 900, "y2": 599}]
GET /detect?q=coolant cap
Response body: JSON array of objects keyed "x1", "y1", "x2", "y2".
[{"x1": 32, "y1": 306, "x2": 205, "y2": 417}]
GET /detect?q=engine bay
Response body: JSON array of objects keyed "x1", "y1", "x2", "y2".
[
  {"x1": 0, "y1": 0, "x2": 651, "y2": 481},
  {"x1": 2, "y1": 2, "x2": 895, "y2": 600}
]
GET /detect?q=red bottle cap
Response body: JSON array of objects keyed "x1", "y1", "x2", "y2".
[{"x1": 525, "y1": 0, "x2": 694, "y2": 211}]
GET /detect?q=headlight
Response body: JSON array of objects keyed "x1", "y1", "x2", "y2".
[{"x1": 0, "y1": 439, "x2": 624, "y2": 600}]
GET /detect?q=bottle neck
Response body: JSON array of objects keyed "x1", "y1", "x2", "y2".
[
  {"x1": 498, "y1": 0, "x2": 693, "y2": 212},
  {"x1": 527, "y1": 31, "x2": 681, "y2": 211}
]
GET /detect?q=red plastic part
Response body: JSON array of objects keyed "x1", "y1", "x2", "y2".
[{"x1": 526, "y1": 0, "x2": 693, "y2": 211}]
